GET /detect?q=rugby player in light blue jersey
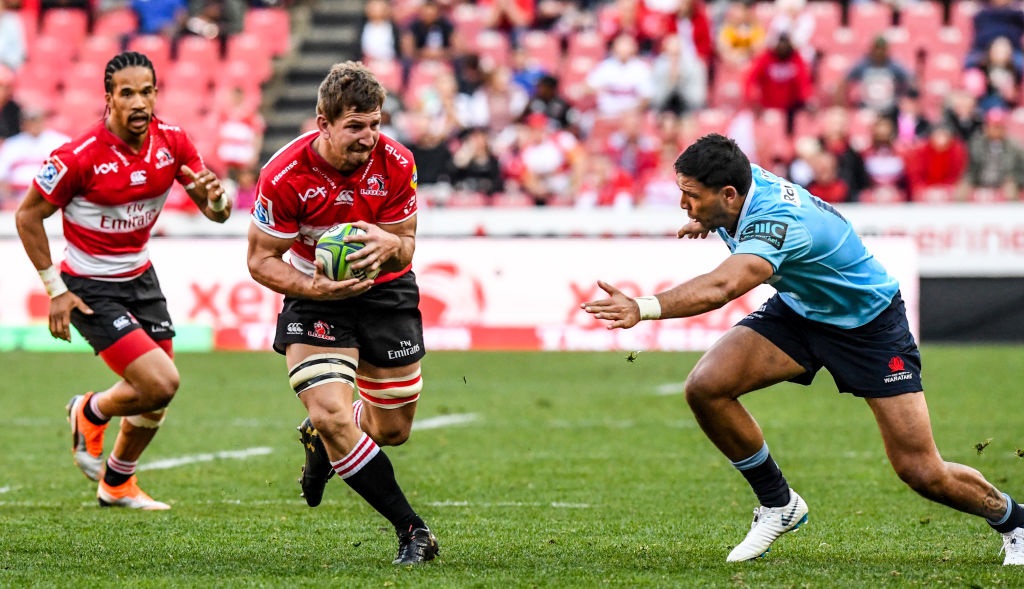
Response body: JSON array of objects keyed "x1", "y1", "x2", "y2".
[{"x1": 582, "y1": 133, "x2": 1024, "y2": 565}]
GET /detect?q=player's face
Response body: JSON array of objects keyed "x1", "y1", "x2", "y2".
[
  {"x1": 105, "y1": 66, "x2": 157, "y2": 144},
  {"x1": 676, "y1": 173, "x2": 735, "y2": 232},
  {"x1": 318, "y1": 107, "x2": 381, "y2": 173}
]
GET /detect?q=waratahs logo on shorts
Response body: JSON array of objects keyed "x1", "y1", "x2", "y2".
[
  {"x1": 155, "y1": 147, "x2": 175, "y2": 169},
  {"x1": 883, "y1": 355, "x2": 913, "y2": 384},
  {"x1": 34, "y1": 156, "x2": 67, "y2": 194},
  {"x1": 362, "y1": 174, "x2": 388, "y2": 197},
  {"x1": 739, "y1": 220, "x2": 788, "y2": 250},
  {"x1": 307, "y1": 320, "x2": 336, "y2": 341}
]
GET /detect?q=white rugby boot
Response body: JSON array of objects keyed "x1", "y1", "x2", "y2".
[
  {"x1": 1001, "y1": 527, "x2": 1024, "y2": 565},
  {"x1": 726, "y1": 489, "x2": 808, "y2": 562}
]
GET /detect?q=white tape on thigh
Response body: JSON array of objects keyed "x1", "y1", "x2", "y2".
[
  {"x1": 289, "y1": 353, "x2": 357, "y2": 395},
  {"x1": 357, "y1": 367, "x2": 422, "y2": 408},
  {"x1": 125, "y1": 407, "x2": 167, "y2": 428}
]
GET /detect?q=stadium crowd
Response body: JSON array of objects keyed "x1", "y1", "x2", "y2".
[{"x1": 2, "y1": 0, "x2": 1024, "y2": 211}]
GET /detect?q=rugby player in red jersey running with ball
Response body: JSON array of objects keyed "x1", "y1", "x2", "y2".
[
  {"x1": 246, "y1": 61, "x2": 438, "y2": 565},
  {"x1": 15, "y1": 51, "x2": 231, "y2": 510}
]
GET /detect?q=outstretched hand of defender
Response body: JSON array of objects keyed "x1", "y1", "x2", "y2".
[
  {"x1": 344, "y1": 220, "x2": 400, "y2": 277},
  {"x1": 580, "y1": 280, "x2": 641, "y2": 330},
  {"x1": 678, "y1": 220, "x2": 711, "y2": 239},
  {"x1": 49, "y1": 291, "x2": 93, "y2": 342},
  {"x1": 311, "y1": 258, "x2": 374, "y2": 300}
]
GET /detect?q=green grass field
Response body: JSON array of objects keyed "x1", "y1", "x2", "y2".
[{"x1": 3, "y1": 348, "x2": 1024, "y2": 588}]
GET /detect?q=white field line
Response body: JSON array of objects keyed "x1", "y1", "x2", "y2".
[
  {"x1": 139, "y1": 447, "x2": 274, "y2": 471},
  {"x1": 412, "y1": 413, "x2": 478, "y2": 430},
  {"x1": 655, "y1": 382, "x2": 685, "y2": 396},
  {"x1": 0, "y1": 486, "x2": 10, "y2": 493},
  {"x1": 427, "y1": 500, "x2": 592, "y2": 509}
]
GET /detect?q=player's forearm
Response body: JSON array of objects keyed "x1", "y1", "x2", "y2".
[
  {"x1": 656, "y1": 274, "x2": 735, "y2": 319},
  {"x1": 381, "y1": 236, "x2": 415, "y2": 272},
  {"x1": 15, "y1": 204, "x2": 56, "y2": 271},
  {"x1": 248, "y1": 255, "x2": 318, "y2": 299}
]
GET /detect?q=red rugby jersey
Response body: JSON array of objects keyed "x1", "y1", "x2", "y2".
[
  {"x1": 32, "y1": 117, "x2": 203, "y2": 280},
  {"x1": 252, "y1": 131, "x2": 418, "y2": 284}
]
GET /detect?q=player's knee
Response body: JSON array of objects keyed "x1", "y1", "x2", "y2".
[
  {"x1": 892, "y1": 458, "x2": 945, "y2": 496},
  {"x1": 307, "y1": 405, "x2": 357, "y2": 441},
  {"x1": 137, "y1": 369, "x2": 179, "y2": 410},
  {"x1": 683, "y1": 368, "x2": 719, "y2": 409}
]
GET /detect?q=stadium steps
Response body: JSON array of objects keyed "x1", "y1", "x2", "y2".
[{"x1": 259, "y1": 0, "x2": 363, "y2": 162}]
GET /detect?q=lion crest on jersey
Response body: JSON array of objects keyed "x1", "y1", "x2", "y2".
[
  {"x1": 155, "y1": 147, "x2": 175, "y2": 169},
  {"x1": 363, "y1": 174, "x2": 387, "y2": 197}
]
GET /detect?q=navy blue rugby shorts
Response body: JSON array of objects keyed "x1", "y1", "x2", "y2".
[
  {"x1": 273, "y1": 271, "x2": 425, "y2": 368},
  {"x1": 737, "y1": 291, "x2": 922, "y2": 397}
]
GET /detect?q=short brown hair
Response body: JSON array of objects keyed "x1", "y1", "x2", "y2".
[{"x1": 316, "y1": 61, "x2": 386, "y2": 123}]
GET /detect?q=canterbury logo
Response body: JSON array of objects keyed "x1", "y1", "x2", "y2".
[{"x1": 780, "y1": 499, "x2": 802, "y2": 526}]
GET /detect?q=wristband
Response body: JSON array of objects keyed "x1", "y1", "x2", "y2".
[
  {"x1": 39, "y1": 265, "x2": 69, "y2": 299},
  {"x1": 209, "y1": 193, "x2": 228, "y2": 212},
  {"x1": 634, "y1": 296, "x2": 662, "y2": 320}
]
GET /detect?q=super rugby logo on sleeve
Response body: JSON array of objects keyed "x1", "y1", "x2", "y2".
[
  {"x1": 35, "y1": 156, "x2": 67, "y2": 194},
  {"x1": 253, "y1": 192, "x2": 274, "y2": 225},
  {"x1": 739, "y1": 220, "x2": 788, "y2": 250}
]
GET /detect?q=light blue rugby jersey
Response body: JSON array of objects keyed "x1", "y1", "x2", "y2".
[{"x1": 716, "y1": 164, "x2": 899, "y2": 328}]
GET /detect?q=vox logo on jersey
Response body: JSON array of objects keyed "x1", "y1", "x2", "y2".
[
  {"x1": 94, "y1": 162, "x2": 119, "y2": 175},
  {"x1": 739, "y1": 220, "x2": 788, "y2": 250}
]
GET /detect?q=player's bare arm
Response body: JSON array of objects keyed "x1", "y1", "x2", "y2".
[
  {"x1": 247, "y1": 223, "x2": 371, "y2": 300},
  {"x1": 181, "y1": 164, "x2": 231, "y2": 222},
  {"x1": 14, "y1": 186, "x2": 94, "y2": 341},
  {"x1": 348, "y1": 216, "x2": 416, "y2": 275},
  {"x1": 582, "y1": 254, "x2": 773, "y2": 329}
]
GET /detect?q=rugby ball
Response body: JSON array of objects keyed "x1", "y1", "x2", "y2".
[{"x1": 315, "y1": 223, "x2": 379, "y2": 281}]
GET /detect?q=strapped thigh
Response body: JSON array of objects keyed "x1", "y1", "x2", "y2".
[
  {"x1": 288, "y1": 353, "x2": 357, "y2": 395},
  {"x1": 357, "y1": 367, "x2": 422, "y2": 408}
]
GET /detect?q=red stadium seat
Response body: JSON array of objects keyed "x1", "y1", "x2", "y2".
[
  {"x1": 76, "y1": 35, "x2": 121, "y2": 70},
  {"x1": 224, "y1": 33, "x2": 272, "y2": 84},
  {"x1": 566, "y1": 29, "x2": 606, "y2": 62},
  {"x1": 520, "y1": 30, "x2": 562, "y2": 76},
  {"x1": 816, "y1": 53, "x2": 854, "y2": 105},
  {"x1": 13, "y1": 61, "x2": 60, "y2": 97},
  {"x1": 848, "y1": 2, "x2": 893, "y2": 36},
  {"x1": 365, "y1": 58, "x2": 403, "y2": 94},
  {"x1": 25, "y1": 34, "x2": 75, "y2": 71},
  {"x1": 694, "y1": 108, "x2": 733, "y2": 137},
  {"x1": 62, "y1": 61, "x2": 100, "y2": 95},
  {"x1": 899, "y1": 1, "x2": 943, "y2": 33},
  {"x1": 475, "y1": 30, "x2": 511, "y2": 70},
  {"x1": 163, "y1": 58, "x2": 215, "y2": 92},
  {"x1": 951, "y1": 0, "x2": 979, "y2": 33},
  {"x1": 709, "y1": 60, "x2": 746, "y2": 110},
  {"x1": 882, "y1": 27, "x2": 920, "y2": 70},
  {"x1": 92, "y1": 7, "x2": 138, "y2": 39},
  {"x1": 127, "y1": 35, "x2": 172, "y2": 76},
  {"x1": 216, "y1": 58, "x2": 267, "y2": 94},
  {"x1": 157, "y1": 87, "x2": 206, "y2": 126},
  {"x1": 806, "y1": 1, "x2": 841, "y2": 39},
  {"x1": 175, "y1": 36, "x2": 221, "y2": 68},
  {"x1": 911, "y1": 186, "x2": 956, "y2": 203},
  {"x1": 921, "y1": 51, "x2": 964, "y2": 114},
  {"x1": 451, "y1": 3, "x2": 485, "y2": 53},
  {"x1": 39, "y1": 8, "x2": 88, "y2": 48},
  {"x1": 57, "y1": 88, "x2": 105, "y2": 126},
  {"x1": 244, "y1": 8, "x2": 290, "y2": 56},
  {"x1": 559, "y1": 54, "x2": 598, "y2": 110}
]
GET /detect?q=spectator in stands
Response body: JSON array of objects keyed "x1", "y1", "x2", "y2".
[
  {"x1": 0, "y1": 0, "x2": 26, "y2": 72},
  {"x1": 744, "y1": 32, "x2": 812, "y2": 133},
  {"x1": 406, "y1": 111, "x2": 455, "y2": 191},
  {"x1": 450, "y1": 126, "x2": 504, "y2": 197},
  {"x1": 766, "y1": 0, "x2": 815, "y2": 64},
  {"x1": 716, "y1": 0, "x2": 765, "y2": 68},
  {"x1": 575, "y1": 150, "x2": 634, "y2": 210},
  {"x1": 894, "y1": 88, "x2": 931, "y2": 145},
  {"x1": 958, "y1": 107, "x2": 1024, "y2": 201},
  {"x1": 597, "y1": 0, "x2": 653, "y2": 52},
  {"x1": 966, "y1": 0, "x2": 1024, "y2": 72},
  {"x1": 476, "y1": 64, "x2": 529, "y2": 134},
  {"x1": 670, "y1": 0, "x2": 714, "y2": 70},
  {"x1": 454, "y1": 53, "x2": 487, "y2": 96},
  {"x1": 0, "y1": 107, "x2": 69, "y2": 208},
  {"x1": 510, "y1": 46, "x2": 548, "y2": 96},
  {"x1": 860, "y1": 115, "x2": 910, "y2": 201},
  {"x1": 514, "y1": 111, "x2": 585, "y2": 205},
  {"x1": 478, "y1": 0, "x2": 534, "y2": 47},
  {"x1": 638, "y1": 140, "x2": 684, "y2": 207},
  {"x1": 0, "y1": 64, "x2": 21, "y2": 139},
  {"x1": 586, "y1": 33, "x2": 654, "y2": 118},
  {"x1": 942, "y1": 88, "x2": 984, "y2": 143},
  {"x1": 215, "y1": 86, "x2": 264, "y2": 181},
  {"x1": 409, "y1": 70, "x2": 461, "y2": 139},
  {"x1": 965, "y1": 36, "x2": 1022, "y2": 112},
  {"x1": 603, "y1": 109, "x2": 659, "y2": 181},
  {"x1": 360, "y1": 0, "x2": 403, "y2": 62},
  {"x1": 519, "y1": 73, "x2": 576, "y2": 131},
  {"x1": 841, "y1": 36, "x2": 914, "y2": 116},
  {"x1": 788, "y1": 135, "x2": 820, "y2": 187},
  {"x1": 818, "y1": 106, "x2": 870, "y2": 201},
  {"x1": 651, "y1": 31, "x2": 708, "y2": 114},
  {"x1": 182, "y1": 0, "x2": 245, "y2": 54},
  {"x1": 806, "y1": 151, "x2": 851, "y2": 204},
  {"x1": 402, "y1": 0, "x2": 455, "y2": 63},
  {"x1": 906, "y1": 122, "x2": 967, "y2": 201},
  {"x1": 132, "y1": 0, "x2": 188, "y2": 37}
]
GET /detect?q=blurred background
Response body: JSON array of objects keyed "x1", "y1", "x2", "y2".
[{"x1": 2, "y1": 0, "x2": 1024, "y2": 349}]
